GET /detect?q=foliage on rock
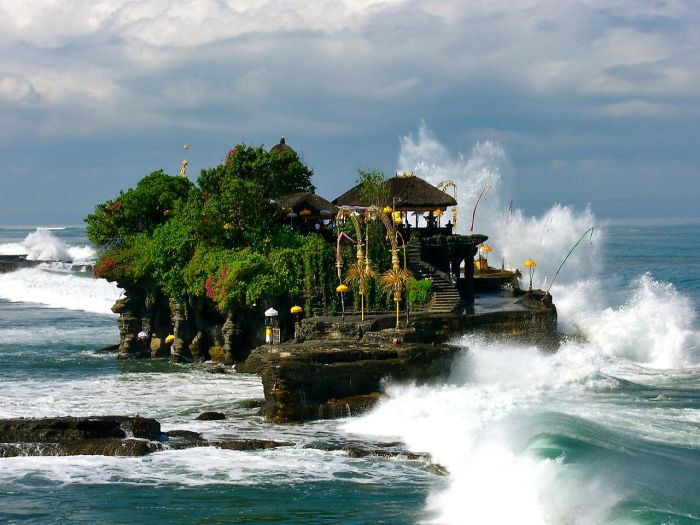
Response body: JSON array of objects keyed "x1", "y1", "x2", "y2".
[
  {"x1": 86, "y1": 170, "x2": 193, "y2": 248},
  {"x1": 87, "y1": 144, "x2": 333, "y2": 313}
]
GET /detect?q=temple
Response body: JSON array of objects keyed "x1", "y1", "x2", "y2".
[{"x1": 106, "y1": 138, "x2": 556, "y2": 423}]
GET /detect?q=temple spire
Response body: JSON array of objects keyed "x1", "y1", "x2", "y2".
[{"x1": 179, "y1": 144, "x2": 189, "y2": 178}]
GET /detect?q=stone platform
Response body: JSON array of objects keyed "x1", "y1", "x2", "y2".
[{"x1": 239, "y1": 290, "x2": 557, "y2": 423}]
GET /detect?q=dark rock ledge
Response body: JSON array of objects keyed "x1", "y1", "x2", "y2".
[
  {"x1": 0, "y1": 416, "x2": 446, "y2": 474},
  {"x1": 0, "y1": 416, "x2": 290, "y2": 458},
  {"x1": 237, "y1": 296, "x2": 557, "y2": 423}
]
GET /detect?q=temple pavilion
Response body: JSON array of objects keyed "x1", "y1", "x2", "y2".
[{"x1": 274, "y1": 141, "x2": 509, "y2": 313}]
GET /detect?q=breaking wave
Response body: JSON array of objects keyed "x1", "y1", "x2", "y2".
[
  {"x1": 0, "y1": 228, "x2": 95, "y2": 263},
  {"x1": 344, "y1": 124, "x2": 700, "y2": 524}
]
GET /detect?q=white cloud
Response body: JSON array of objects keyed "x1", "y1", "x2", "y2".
[
  {"x1": 0, "y1": 0, "x2": 698, "y2": 139},
  {"x1": 0, "y1": 75, "x2": 39, "y2": 104}
]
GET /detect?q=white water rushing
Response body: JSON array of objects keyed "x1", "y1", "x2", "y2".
[
  {"x1": 344, "y1": 124, "x2": 700, "y2": 524},
  {"x1": 0, "y1": 228, "x2": 121, "y2": 314},
  {"x1": 398, "y1": 122, "x2": 600, "y2": 289},
  {"x1": 0, "y1": 227, "x2": 94, "y2": 263}
]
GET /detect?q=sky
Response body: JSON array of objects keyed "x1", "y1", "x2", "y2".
[{"x1": 1, "y1": 0, "x2": 698, "y2": 224}]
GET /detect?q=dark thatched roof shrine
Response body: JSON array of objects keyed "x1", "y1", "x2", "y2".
[
  {"x1": 277, "y1": 192, "x2": 338, "y2": 218},
  {"x1": 270, "y1": 137, "x2": 294, "y2": 155},
  {"x1": 333, "y1": 173, "x2": 457, "y2": 211}
]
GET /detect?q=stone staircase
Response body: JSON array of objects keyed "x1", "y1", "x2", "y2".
[{"x1": 405, "y1": 241, "x2": 461, "y2": 314}]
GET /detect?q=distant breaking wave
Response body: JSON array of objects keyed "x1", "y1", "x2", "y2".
[
  {"x1": 0, "y1": 268, "x2": 122, "y2": 314},
  {"x1": 0, "y1": 228, "x2": 119, "y2": 314},
  {"x1": 0, "y1": 228, "x2": 95, "y2": 263}
]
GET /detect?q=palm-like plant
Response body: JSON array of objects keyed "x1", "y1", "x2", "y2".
[
  {"x1": 345, "y1": 261, "x2": 377, "y2": 320},
  {"x1": 381, "y1": 267, "x2": 412, "y2": 328}
]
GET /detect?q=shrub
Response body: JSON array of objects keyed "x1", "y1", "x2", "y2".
[{"x1": 407, "y1": 278, "x2": 432, "y2": 307}]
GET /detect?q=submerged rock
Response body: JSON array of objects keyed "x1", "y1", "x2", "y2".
[
  {"x1": 195, "y1": 411, "x2": 226, "y2": 421},
  {"x1": 0, "y1": 416, "x2": 162, "y2": 457},
  {"x1": 0, "y1": 416, "x2": 161, "y2": 442}
]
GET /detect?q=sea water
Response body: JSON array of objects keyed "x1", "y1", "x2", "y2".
[{"x1": 0, "y1": 220, "x2": 698, "y2": 524}]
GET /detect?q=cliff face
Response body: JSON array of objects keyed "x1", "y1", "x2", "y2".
[
  {"x1": 240, "y1": 296, "x2": 558, "y2": 423},
  {"x1": 112, "y1": 283, "x2": 267, "y2": 364}
]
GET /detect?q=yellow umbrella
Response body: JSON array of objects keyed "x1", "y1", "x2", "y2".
[
  {"x1": 383, "y1": 205, "x2": 393, "y2": 213},
  {"x1": 433, "y1": 209, "x2": 443, "y2": 216},
  {"x1": 165, "y1": 334, "x2": 175, "y2": 344},
  {"x1": 290, "y1": 305, "x2": 303, "y2": 314},
  {"x1": 299, "y1": 208, "x2": 312, "y2": 216},
  {"x1": 336, "y1": 284, "x2": 348, "y2": 320},
  {"x1": 524, "y1": 259, "x2": 537, "y2": 291}
]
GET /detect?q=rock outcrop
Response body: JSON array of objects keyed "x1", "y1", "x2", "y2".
[
  {"x1": 0, "y1": 416, "x2": 162, "y2": 457},
  {"x1": 240, "y1": 293, "x2": 557, "y2": 423},
  {"x1": 0, "y1": 255, "x2": 41, "y2": 273},
  {"x1": 112, "y1": 284, "x2": 267, "y2": 363},
  {"x1": 0, "y1": 415, "x2": 441, "y2": 469}
]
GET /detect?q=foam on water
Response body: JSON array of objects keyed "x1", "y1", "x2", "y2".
[
  {"x1": 0, "y1": 227, "x2": 95, "y2": 262},
  {"x1": 0, "y1": 268, "x2": 121, "y2": 314},
  {"x1": 0, "y1": 325, "x2": 118, "y2": 346},
  {"x1": 0, "y1": 368, "x2": 264, "y2": 420},
  {"x1": 0, "y1": 242, "x2": 26, "y2": 255},
  {"x1": 398, "y1": 122, "x2": 600, "y2": 289},
  {"x1": 343, "y1": 125, "x2": 700, "y2": 524},
  {"x1": 0, "y1": 444, "x2": 431, "y2": 488}
]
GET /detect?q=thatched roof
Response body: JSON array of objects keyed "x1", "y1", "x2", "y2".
[
  {"x1": 277, "y1": 192, "x2": 338, "y2": 217},
  {"x1": 270, "y1": 137, "x2": 295, "y2": 155},
  {"x1": 333, "y1": 174, "x2": 457, "y2": 211}
]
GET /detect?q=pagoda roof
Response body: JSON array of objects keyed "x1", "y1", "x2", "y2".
[
  {"x1": 277, "y1": 192, "x2": 338, "y2": 218},
  {"x1": 333, "y1": 173, "x2": 457, "y2": 211},
  {"x1": 270, "y1": 137, "x2": 294, "y2": 155}
]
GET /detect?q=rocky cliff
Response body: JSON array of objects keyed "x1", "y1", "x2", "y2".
[
  {"x1": 112, "y1": 284, "x2": 273, "y2": 364},
  {"x1": 239, "y1": 293, "x2": 557, "y2": 423}
]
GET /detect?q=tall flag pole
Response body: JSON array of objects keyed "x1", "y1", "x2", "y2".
[
  {"x1": 470, "y1": 185, "x2": 491, "y2": 232},
  {"x1": 545, "y1": 227, "x2": 594, "y2": 295}
]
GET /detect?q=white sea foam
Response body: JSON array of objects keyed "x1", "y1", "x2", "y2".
[
  {"x1": 0, "y1": 228, "x2": 95, "y2": 263},
  {"x1": 555, "y1": 274, "x2": 700, "y2": 369},
  {"x1": 344, "y1": 125, "x2": 700, "y2": 524},
  {"x1": 397, "y1": 122, "x2": 600, "y2": 289},
  {"x1": 0, "y1": 444, "x2": 429, "y2": 488},
  {"x1": 0, "y1": 325, "x2": 118, "y2": 346},
  {"x1": 0, "y1": 242, "x2": 27, "y2": 255},
  {"x1": 0, "y1": 267, "x2": 121, "y2": 314},
  {"x1": 0, "y1": 369, "x2": 263, "y2": 421}
]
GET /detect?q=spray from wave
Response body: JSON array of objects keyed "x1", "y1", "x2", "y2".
[
  {"x1": 0, "y1": 268, "x2": 121, "y2": 314},
  {"x1": 343, "y1": 124, "x2": 700, "y2": 524},
  {"x1": 0, "y1": 228, "x2": 95, "y2": 263},
  {"x1": 397, "y1": 122, "x2": 599, "y2": 290},
  {"x1": 0, "y1": 228, "x2": 119, "y2": 313}
]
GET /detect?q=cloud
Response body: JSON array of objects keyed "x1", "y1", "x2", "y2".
[
  {"x1": 0, "y1": 74, "x2": 39, "y2": 104},
  {"x1": 0, "y1": 0, "x2": 698, "y2": 221},
  {"x1": 2, "y1": 0, "x2": 698, "y2": 134}
]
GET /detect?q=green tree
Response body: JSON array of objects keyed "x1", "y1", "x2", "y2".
[
  {"x1": 356, "y1": 169, "x2": 388, "y2": 207},
  {"x1": 86, "y1": 170, "x2": 192, "y2": 248}
]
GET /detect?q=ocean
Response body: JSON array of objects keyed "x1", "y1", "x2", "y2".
[{"x1": 0, "y1": 220, "x2": 698, "y2": 525}]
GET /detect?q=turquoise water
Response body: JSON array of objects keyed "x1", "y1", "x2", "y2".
[{"x1": 0, "y1": 223, "x2": 699, "y2": 524}]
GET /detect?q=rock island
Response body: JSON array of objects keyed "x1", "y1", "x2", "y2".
[{"x1": 86, "y1": 138, "x2": 556, "y2": 422}]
